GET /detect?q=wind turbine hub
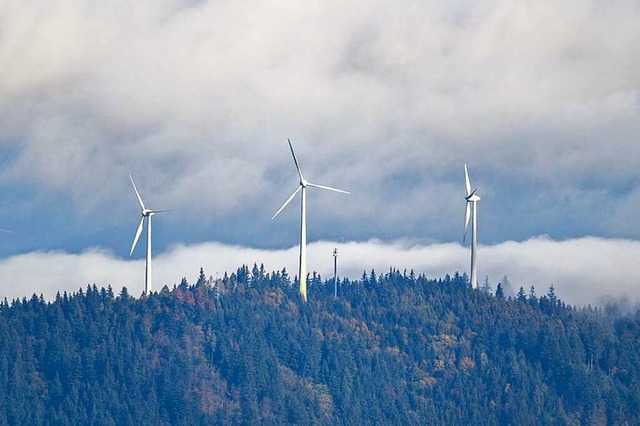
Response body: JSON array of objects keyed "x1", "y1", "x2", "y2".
[
  {"x1": 465, "y1": 188, "x2": 481, "y2": 202},
  {"x1": 300, "y1": 178, "x2": 308, "y2": 188}
]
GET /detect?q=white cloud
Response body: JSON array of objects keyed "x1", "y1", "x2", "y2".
[
  {"x1": 1, "y1": 236, "x2": 637, "y2": 308},
  {"x1": 2, "y1": 1, "x2": 640, "y2": 225}
]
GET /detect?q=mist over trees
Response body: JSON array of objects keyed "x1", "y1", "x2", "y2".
[{"x1": 0, "y1": 266, "x2": 638, "y2": 424}]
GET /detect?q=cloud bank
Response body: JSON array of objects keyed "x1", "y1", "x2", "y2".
[{"x1": 1, "y1": 236, "x2": 637, "y2": 308}]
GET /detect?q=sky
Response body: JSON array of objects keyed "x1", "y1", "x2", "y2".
[{"x1": 1, "y1": 0, "x2": 640, "y2": 306}]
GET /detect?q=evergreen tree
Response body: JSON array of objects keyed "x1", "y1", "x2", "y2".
[
  {"x1": 196, "y1": 267, "x2": 207, "y2": 287},
  {"x1": 517, "y1": 286, "x2": 527, "y2": 301},
  {"x1": 481, "y1": 275, "x2": 492, "y2": 294},
  {"x1": 529, "y1": 286, "x2": 538, "y2": 307},
  {"x1": 495, "y1": 283, "x2": 505, "y2": 298},
  {"x1": 547, "y1": 284, "x2": 558, "y2": 305}
]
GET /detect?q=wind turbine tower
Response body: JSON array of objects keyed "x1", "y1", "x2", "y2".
[
  {"x1": 129, "y1": 175, "x2": 170, "y2": 296},
  {"x1": 272, "y1": 139, "x2": 350, "y2": 302},
  {"x1": 333, "y1": 248, "x2": 338, "y2": 299},
  {"x1": 463, "y1": 164, "x2": 481, "y2": 289}
]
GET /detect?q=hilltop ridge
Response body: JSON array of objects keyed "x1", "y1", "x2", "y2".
[{"x1": 0, "y1": 266, "x2": 638, "y2": 425}]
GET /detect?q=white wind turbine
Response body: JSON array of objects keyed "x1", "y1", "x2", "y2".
[
  {"x1": 129, "y1": 175, "x2": 170, "y2": 296},
  {"x1": 463, "y1": 164, "x2": 481, "y2": 289},
  {"x1": 272, "y1": 139, "x2": 350, "y2": 302}
]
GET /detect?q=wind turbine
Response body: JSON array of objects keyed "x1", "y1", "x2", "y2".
[
  {"x1": 272, "y1": 139, "x2": 349, "y2": 302},
  {"x1": 463, "y1": 164, "x2": 481, "y2": 289},
  {"x1": 129, "y1": 175, "x2": 169, "y2": 296}
]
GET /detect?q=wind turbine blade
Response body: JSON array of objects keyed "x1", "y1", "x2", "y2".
[
  {"x1": 272, "y1": 186, "x2": 301, "y2": 220},
  {"x1": 150, "y1": 209, "x2": 172, "y2": 214},
  {"x1": 129, "y1": 175, "x2": 146, "y2": 211},
  {"x1": 288, "y1": 139, "x2": 304, "y2": 182},
  {"x1": 130, "y1": 217, "x2": 145, "y2": 256},
  {"x1": 463, "y1": 201, "x2": 471, "y2": 243},
  {"x1": 0, "y1": 229, "x2": 17, "y2": 234},
  {"x1": 464, "y1": 164, "x2": 471, "y2": 197},
  {"x1": 306, "y1": 182, "x2": 350, "y2": 195}
]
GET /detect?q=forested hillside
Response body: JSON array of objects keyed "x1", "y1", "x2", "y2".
[{"x1": 1, "y1": 266, "x2": 638, "y2": 425}]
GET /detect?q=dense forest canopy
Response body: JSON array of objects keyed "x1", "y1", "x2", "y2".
[{"x1": 0, "y1": 266, "x2": 638, "y2": 425}]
